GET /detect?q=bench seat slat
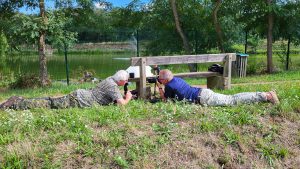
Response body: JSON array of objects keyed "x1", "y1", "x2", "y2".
[
  {"x1": 128, "y1": 71, "x2": 220, "y2": 82},
  {"x1": 173, "y1": 71, "x2": 220, "y2": 78},
  {"x1": 131, "y1": 53, "x2": 236, "y2": 66}
]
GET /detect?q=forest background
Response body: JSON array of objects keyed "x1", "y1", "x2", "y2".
[{"x1": 0, "y1": 0, "x2": 300, "y2": 87}]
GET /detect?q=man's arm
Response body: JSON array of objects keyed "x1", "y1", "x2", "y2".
[
  {"x1": 156, "y1": 82, "x2": 166, "y2": 101},
  {"x1": 158, "y1": 88, "x2": 166, "y2": 101},
  {"x1": 116, "y1": 92, "x2": 132, "y2": 105}
]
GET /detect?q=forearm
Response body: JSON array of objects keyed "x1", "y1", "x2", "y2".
[
  {"x1": 158, "y1": 88, "x2": 166, "y2": 101},
  {"x1": 117, "y1": 94, "x2": 132, "y2": 105}
]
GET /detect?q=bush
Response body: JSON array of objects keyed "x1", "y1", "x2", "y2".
[
  {"x1": 9, "y1": 73, "x2": 49, "y2": 89},
  {"x1": 0, "y1": 31, "x2": 8, "y2": 57},
  {"x1": 71, "y1": 66, "x2": 96, "y2": 82}
]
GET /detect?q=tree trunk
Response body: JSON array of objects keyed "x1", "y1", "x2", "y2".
[
  {"x1": 169, "y1": 0, "x2": 197, "y2": 72},
  {"x1": 266, "y1": 0, "x2": 274, "y2": 73},
  {"x1": 38, "y1": 0, "x2": 49, "y2": 86},
  {"x1": 245, "y1": 31, "x2": 248, "y2": 54},
  {"x1": 212, "y1": 0, "x2": 224, "y2": 53}
]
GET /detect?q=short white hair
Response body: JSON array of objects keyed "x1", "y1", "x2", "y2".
[
  {"x1": 112, "y1": 70, "x2": 129, "y2": 81},
  {"x1": 159, "y1": 69, "x2": 173, "y2": 81}
]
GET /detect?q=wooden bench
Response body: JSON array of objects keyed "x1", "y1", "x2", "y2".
[{"x1": 129, "y1": 53, "x2": 236, "y2": 98}]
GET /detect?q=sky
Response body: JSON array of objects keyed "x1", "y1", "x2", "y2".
[
  {"x1": 19, "y1": 0, "x2": 150, "y2": 14},
  {"x1": 107, "y1": 0, "x2": 150, "y2": 7}
]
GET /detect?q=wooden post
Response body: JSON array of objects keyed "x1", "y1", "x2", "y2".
[
  {"x1": 207, "y1": 76, "x2": 223, "y2": 89},
  {"x1": 139, "y1": 58, "x2": 147, "y2": 99},
  {"x1": 243, "y1": 57, "x2": 247, "y2": 77},
  {"x1": 223, "y1": 54, "x2": 232, "y2": 89}
]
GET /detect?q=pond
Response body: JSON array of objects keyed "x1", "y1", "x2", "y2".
[{"x1": 2, "y1": 50, "x2": 135, "y2": 80}]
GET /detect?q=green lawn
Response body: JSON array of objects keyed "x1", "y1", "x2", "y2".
[{"x1": 0, "y1": 71, "x2": 300, "y2": 168}]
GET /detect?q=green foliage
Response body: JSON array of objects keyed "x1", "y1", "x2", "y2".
[
  {"x1": 247, "y1": 34, "x2": 261, "y2": 54},
  {"x1": 71, "y1": 66, "x2": 96, "y2": 81},
  {"x1": 223, "y1": 130, "x2": 240, "y2": 145},
  {"x1": 0, "y1": 31, "x2": 8, "y2": 56},
  {"x1": 114, "y1": 155, "x2": 129, "y2": 168},
  {"x1": 47, "y1": 10, "x2": 77, "y2": 51},
  {"x1": 276, "y1": 40, "x2": 291, "y2": 70},
  {"x1": 231, "y1": 44, "x2": 244, "y2": 53},
  {"x1": 1, "y1": 0, "x2": 300, "y2": 59},
  {"x1": 9, "y1": 73, "x2": 46, "y2": 89},
  {"x1": 1, "y1": 152, "x2": 25, "y2": 169},
  {"x1": 256, "y1": 141, "x2": 289, "y2": 166}
]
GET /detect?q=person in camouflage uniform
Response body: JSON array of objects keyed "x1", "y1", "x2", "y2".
[
  {"x1": 156, "y1": 69, "x2": 279, "y2": 106},
  {"x1": 0, "y1": 70, "x2": 133, "y2": 110}
]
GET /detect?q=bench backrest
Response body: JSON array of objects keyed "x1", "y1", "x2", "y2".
[
  {"x1": 130, "y1": 53, "x2": 236, "y2": 98},
  {"x1": 131, "y1": 53, "x2": 236, "y2": 66}
]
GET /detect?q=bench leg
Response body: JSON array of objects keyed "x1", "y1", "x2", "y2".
[
  {"x1": 207, "y1": 76, "x2": 228, "y2": 90},
  {"x1": 135, "y1": 82, "x2": 140, "y2": 93},
  {"x1": 134, "y1": 82, "x2": 151, "y2": 99}
]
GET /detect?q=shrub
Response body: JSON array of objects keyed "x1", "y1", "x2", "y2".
[
  {"x1": 9, "y1": 73, "x2": 50, "y2": 89},
  {"x1": 0, "y1": 31, "x2": 8, "y2": 57},
  {"x1": 71, "y1": 66, "x2": 96, "y2": 82}
]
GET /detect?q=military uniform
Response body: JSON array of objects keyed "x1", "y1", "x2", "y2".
[{"x1": 0, "y1": 77, "x2": 123, "y2": 110}]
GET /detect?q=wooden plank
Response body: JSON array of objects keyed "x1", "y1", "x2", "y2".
[
  {"x1": 223, "y1": 54, "x2": 232, "y2": 89},
  {"x1": 128, "y1": 78, "x2": 142, "y2": 82},
  {"x1": 139, "y1": 58, "x2": 147, "y2": 99},
  {"x1": 128, "y1": 72, "x2": 219, "y2": 82},
  {"x1": 173, "y1": 72, "x2": 220, "y2": 78},
  {"x1": 131, "y1": 53, "x2": 236, "y2": 66},
  {"x1": 244, "y1": 57, "x2": 248, "y2": 77}
]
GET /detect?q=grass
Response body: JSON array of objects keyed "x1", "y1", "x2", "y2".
[{"x1": 0, "y1": 71, "x2": 300, "y2": 168}]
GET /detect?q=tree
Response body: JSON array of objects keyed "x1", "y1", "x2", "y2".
[
  {"x1": 223, "y1": 0, "x2": 279, "y2": 73},
  {"x1": 212, "y1": 0, "x2": 224, "y2": 53},
  {"x1": 266, "y1": 0, "x2": 274, "y2": 73},
  {"x1": 169, "y1": 0, "x2": 196, "y2": 72},
  {"x1": 38, "y1": 0, "x2": 49, "y2": 86},
  {"x1": 276, "y1": 1, "x2": 300, "y2": 70},
  {"x1": 0, "y1": 0, "x2": 94, "y2": 86},
  {"x1": 169, "y1": 0, "x2": 190, "y2": 54}
]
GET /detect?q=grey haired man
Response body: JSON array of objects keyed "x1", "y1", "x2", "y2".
[{"x1": 0, "y1": 70, "x2": 132, "y2": 110}]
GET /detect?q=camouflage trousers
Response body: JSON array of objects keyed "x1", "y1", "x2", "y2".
[
  {"x1": 0, "y1": 92, "x2": 80, "y2": 110},
  {"x1": 198, "y1": 89, "x2": 267, "y2": 106}
]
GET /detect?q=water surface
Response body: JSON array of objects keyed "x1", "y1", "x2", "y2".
[{"x1": 3, "y1": 51, "x2": 134, "y2": 80}]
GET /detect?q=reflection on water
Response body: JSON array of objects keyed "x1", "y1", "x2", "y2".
[{"x1": 5, "y1": 51, "x2": 134, "y2": 80}]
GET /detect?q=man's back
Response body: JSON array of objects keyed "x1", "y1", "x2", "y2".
[{"x1": 164, "y1": 77, "x2": 201, "y2": 102}]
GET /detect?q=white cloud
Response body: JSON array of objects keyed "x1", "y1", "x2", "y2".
[{"x1": 94, "y1": 2, "x2": 107, "y2": 9}]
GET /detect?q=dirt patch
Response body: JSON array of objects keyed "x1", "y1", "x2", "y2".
[
  {"x1": 140, "y1": 114, "x2": 300, "y2": 169},
  {"x1": 53, "y1": 140, "x2": 101, "y2": 169},
  {"x1": 6, "y1": 139, "x2": 42, "y2": 167},
  {"x1": 272, "y1": 118, "x2": 300, "y2": 168},
  {"x1": 53, "y1": 140, "x2": 76, "y2": 161}
]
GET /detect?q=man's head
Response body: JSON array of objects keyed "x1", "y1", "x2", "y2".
[
  {"x1": 113, "y1": 70, "x2": 129, "y2": 86},
  {"x1": 158, "y1": 69, "x2": 174, "y2": 85}
]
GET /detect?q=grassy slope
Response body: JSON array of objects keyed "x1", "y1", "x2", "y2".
[{"x1": 0, "y1": 71, "x2": 300, "y2": 168}]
